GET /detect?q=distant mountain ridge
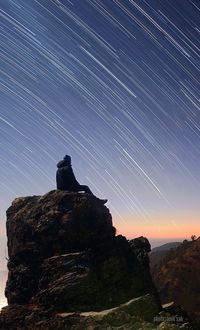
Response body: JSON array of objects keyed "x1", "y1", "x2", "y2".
[
  {"x1": 149, "y1": 242, "x2": 181, "y2": 268},
  {"x1": 151, "y1": 242, "x2": 181, "y2": 253},
  {"x1": 151, "y1": 238, "x2": 200, "y2": 329}
]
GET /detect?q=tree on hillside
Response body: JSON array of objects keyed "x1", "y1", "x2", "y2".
[{"x1": 191, "y1": 235, "x2": 197, "y2": 241}]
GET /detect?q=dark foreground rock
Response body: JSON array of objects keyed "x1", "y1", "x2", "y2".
[
  {"x1": 0, "y1": 294, "x2": 191, "y2": 330},
  {"x1": 0, "y1": 190, "x2": 192, "y2": 329}
]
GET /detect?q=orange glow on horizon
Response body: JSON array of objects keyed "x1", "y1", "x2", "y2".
[{"x1": 113, "y1": 213, "x2": 199, "y2": 240}]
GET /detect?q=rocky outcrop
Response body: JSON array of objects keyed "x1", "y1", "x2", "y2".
[{"x1": 0, "y1": 190, "x2": 192, "y2": 329}]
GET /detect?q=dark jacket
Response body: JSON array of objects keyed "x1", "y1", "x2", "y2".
[{"x1": 56, "y1": 160, "x2": 79, "y2": 191}]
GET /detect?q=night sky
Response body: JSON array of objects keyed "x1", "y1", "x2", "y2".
[{"x1": 1, "y1": 0, "x2": 200, "y2": 248}]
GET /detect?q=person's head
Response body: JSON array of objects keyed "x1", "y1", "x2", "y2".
[{"x1": 63, "y1": 155, "x2": 71, "y2": 165}]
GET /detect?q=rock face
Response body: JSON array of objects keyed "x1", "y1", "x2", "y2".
[{"x1": 0, "y1": 191, "x2": 192, "y2": 329}]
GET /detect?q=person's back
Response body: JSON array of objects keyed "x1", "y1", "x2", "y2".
[
  {"x1": 56, "y1": 155, "x2": 93, "y2": 194},
  {"x1": 56, "y1": 157, "x2": 79, "y2": 191}
]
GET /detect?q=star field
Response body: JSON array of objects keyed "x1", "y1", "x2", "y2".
[{"x1": 0, "y1": 0, "x2": 200, "y2": 238}]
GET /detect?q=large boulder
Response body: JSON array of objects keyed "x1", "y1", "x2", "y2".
[
  {"x1": 6, "y1": 190, "x2": 115, "y2": 260},
  {"x1": 5, "y1": 191, "x2": 156, "y2": 310},
  {"x1": 5, "y1": 191, "x2": 115, "y2": 305},
  {"x1": 0, "y1": 190, "x2": 192, "y2": 329}
]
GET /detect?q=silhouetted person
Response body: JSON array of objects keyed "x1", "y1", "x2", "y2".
[{"x1": 56, "y1": 155, "x2": 93, "y2": 194}]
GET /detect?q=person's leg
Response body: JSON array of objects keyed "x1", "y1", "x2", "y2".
[
  {"x1": 77, "y1": 185, "x2": 93, "y2": 194},
  {"x1": 72, "y1": 185, "x2": 107, "y2": 203}
]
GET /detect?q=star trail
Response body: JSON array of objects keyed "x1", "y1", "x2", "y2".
[{"x1": 0, "y1": 0, "x2": 200, "y2": 242}]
